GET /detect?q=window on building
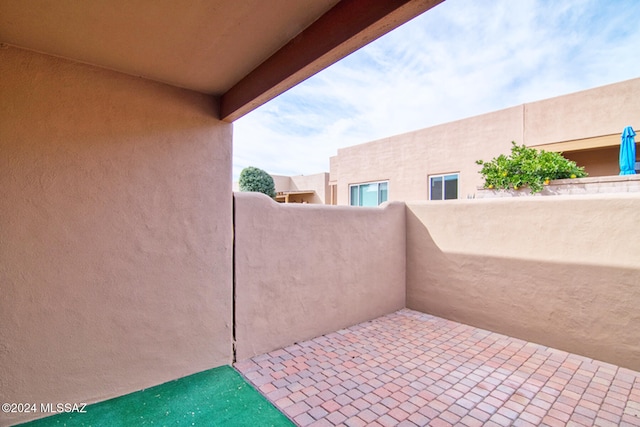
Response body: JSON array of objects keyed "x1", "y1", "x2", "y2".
[
  {"x1": 349, "y1": 181, "x2": 388, "y2": 206},
  {"x1": 429, "y1": 174, "x2": 458, "y2": 200}
]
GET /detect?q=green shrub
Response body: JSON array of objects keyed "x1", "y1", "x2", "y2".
[
  {"x1": 476, "y1": 142, "x2": 587, "y2": 194},
  {"x1": 238, "y1": 166, "x2": 276, "y2": 198}
]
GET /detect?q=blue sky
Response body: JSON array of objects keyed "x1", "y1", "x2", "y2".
[{"x1": 233, "y1": 0, "x2": 640, "y2": 179}]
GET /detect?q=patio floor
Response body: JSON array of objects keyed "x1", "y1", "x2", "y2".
[{"x1": 234, "y1": 309, "x2": 640, "y2": 427}]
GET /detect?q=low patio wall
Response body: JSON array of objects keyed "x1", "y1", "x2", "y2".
[
  {"x1": 234, "y1": 192, "x2": 405, "y2": 360},
  {"x1": 406, "y1": 194, "x2": 640, "y2": 370}
]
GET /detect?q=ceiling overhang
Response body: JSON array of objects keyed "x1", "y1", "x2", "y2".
[
  {"x1": 0, "y1": 0, "x2": 444, "y2": 121},
  {"x1": 220, "y1": 0, "x2": 445, "y2": 121}
]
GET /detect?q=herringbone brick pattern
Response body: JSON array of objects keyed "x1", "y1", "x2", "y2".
[{"x1": 235, "y1": 309, "x2": 640, "y2": 426}]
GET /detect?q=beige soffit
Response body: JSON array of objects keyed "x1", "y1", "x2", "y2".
[
  {"x1": 530, "y1": 134, "x2": 624, "y2": 152},
  {"x1": 0, "y1": 0, "x2": 445, "y2": 121}
]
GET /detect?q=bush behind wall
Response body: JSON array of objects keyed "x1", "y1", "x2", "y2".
[{"x1": 238, "y1": 166, "x2": 276, "y2": 198}]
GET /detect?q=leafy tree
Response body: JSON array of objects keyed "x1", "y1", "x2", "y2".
[
  {"x1": 476, "y1": 142, "x2": 587, "y2": 194},
  {"x1": 238, "y1": 166, "x2": 276, "y2": 198}
]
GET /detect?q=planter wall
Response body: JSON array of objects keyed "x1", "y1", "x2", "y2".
[{"x1": 476, "y1": 174, "x2": 640, "y2": 198}]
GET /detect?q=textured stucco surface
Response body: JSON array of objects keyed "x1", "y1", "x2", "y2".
[
  {"x1": 524, "y1": 78, "x2": 640, "y2": 146},
  {"x1": 477, "y1": 174, "x2": 640, "y2": 198},
  {"x1": 0, "y1": 47, "x2": 233, "y2": 425},
  {"x1": 564, "y1": 146, "x2": 621, "y2": 177},
  {"x1": 330, "y1": 78, "x2": 640, "y2": 204},
  {"x1": 331, "y1": 106, "x2": 524, "y2": 203},
  {"x1": 0, "y1": 0, "x2": 340, "y2": 94},
  {"x1": 234, "y1": 193, "x2": 406, "y2": 360},
  {"x1": 289, "y1": 173, "x2": 330, "y2": 204},
  {"x1": 272, "y1": 173, "x2": 330, "y2": 204},
  {"x1": 405, "y1": 194, "x2": 640, "y2": 371}
]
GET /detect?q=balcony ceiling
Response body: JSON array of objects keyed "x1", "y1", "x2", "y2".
[{"x1": 0, "y1": 0, "x2": 443, "y2": 120}]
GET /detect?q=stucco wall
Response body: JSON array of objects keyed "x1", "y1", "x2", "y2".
[
  {"x1": 290, "y1": 173, "x2": 330, "y2": 204},
  {"x1": 271, "y1": 174, "x2": 293, "y2": 192},
  {"x1": 477, "y1": 175, "x2": 640, "y2": 198},
  {"x1": 332, "y1": 106, "x2": 524, "y2": 204},
  {"x1": 271, "y1": 173, "x2": 330, "y2": 204},
  {"x1": 330, "y1": 78, "x2": 640, "y2": 204},
  {"x1": 0, "y1": 47, "x2": 233, "y2": 425},
  {"x1": 524, "y1": 78, "x2": 640, "y2": 146},
  {"x1": 234, "y1": 192, "x2": 405, "y2": 360},
  {"x1": 405, "y1": 194, "x2": 640, "y2": 371},
  {"x1": 564, "y1": 146, "x2": 621, "y2": 177}
]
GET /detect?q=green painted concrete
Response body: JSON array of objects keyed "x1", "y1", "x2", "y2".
[{"x1": 17, "y1": 366, "x2": 294, "y2": 427}]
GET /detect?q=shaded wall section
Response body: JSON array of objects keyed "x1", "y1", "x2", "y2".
[
  {"x1": 564, "y1": 146, "x2": 623, "y2": 177},
  {"x1": 234, "y1": 193, "x2": 405, "y2": 360},
  {"x1": 406, "y1": 194, "x2": 640, "y2": 371},
  {"x1": 0, "y1": 47, "x2": 233, "y2": 425}
]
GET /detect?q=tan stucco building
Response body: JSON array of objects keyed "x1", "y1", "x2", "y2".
[
  {"x1": 3, "y1": 2, "x2": 640, "y2": 426},
  {"x1": 0, "y1": 1, "x2": 443, "y2": 424},
  {"x1": 272, "y1": 173, "x2": 331, "y2": 204},
  {"x1": 233, "y1": 172, "x2": 330, "y2": 204},
  {"x1": 329, "y1": 77, "x2": 640, "y2": 205}
]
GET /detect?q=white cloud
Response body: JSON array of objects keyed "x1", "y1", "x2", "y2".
[{"x1": 233, "y1": 0, "x2": 640, "y2": 179}]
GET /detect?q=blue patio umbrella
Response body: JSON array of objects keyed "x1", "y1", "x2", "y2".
[{"x1": 619, "y1": 126, "x2": 637, "y2": 175}]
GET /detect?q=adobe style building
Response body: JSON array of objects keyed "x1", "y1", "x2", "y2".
[
  {"x1": 329, "y1": 77, "x2": 640, "y2": 205},
  {"x1": 233, "y1": 172, "x2": 330, "y2": 203},
  {"x1": 272, "y1": 173, "x2": 331, "y2": 204},
  {"x1": 3, "y1": 2, "x2": 640, "y2": 426},
  {"x1": 1, "y1": 1, "x2": 444, "y2": 424}
]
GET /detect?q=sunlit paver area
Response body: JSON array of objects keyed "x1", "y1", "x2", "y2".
[{"x1": 235, "y1": 309, "x2": 640, "y2": 426}]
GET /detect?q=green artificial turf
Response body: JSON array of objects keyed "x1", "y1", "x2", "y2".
[{"x1": 18, "y1": 365, "x2": 294, "y2": 427}]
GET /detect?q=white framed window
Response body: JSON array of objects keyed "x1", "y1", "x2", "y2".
[
  {"x1": 349, "y1": 181, "x2": 388, "y2": 206},
  {"x1": 429, "y1": 173, "x2": 459, "y2": 200}
]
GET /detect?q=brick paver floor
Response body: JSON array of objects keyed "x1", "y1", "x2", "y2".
[{"x1": 234, "y1": 309, "x2": 640, "y2": 427}]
